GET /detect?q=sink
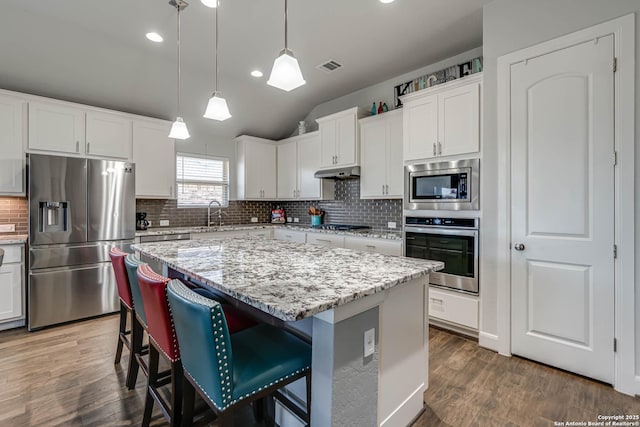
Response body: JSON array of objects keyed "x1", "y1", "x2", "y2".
[{"x1": 0, "y1": 248, "x2": 4, "y2": 267}]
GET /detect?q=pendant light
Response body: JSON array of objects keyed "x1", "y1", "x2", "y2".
[
  {"x1": 203, "y1": 0, "x2": 232, "y2": 121},
  {"x1": 168, "y1": 0, "x2": 190, "y2": 140},
  {"x1": 267, "y1": 0, "x2": 306, "y2": 92}
]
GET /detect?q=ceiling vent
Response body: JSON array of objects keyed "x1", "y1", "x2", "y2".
[{"x1": 316, "y1": 59, "x2": 343, "y2": 73}]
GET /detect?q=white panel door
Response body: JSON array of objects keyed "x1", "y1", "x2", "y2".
[
  {"x1": 319, "y1": 119, "x2": 336, "y2": 167},
  {"x1": 510, "y1": 36, "x2": 615, "y2": 383},
  {"x1": 335, "y1": 114, "x2": 356, "y2": 166},
  {"x1": 360, "y1": 119, "x2": 387, "y2": 198},
  {"x1": 297, "y1": 134, "x2": 322, "y2": 199},
  {"x1": 277, "y1": 140, "x2": 298, "y2": 199},
  {"x1": 28, "y1": 101, "x2": 85, "y2": 154},
  {"x1": 385, "y1": 112, "x2": 404, "y2": 197},
  {"x1": 245, "y1": 141, "x2": 276, "y2": 199},
  {"x1": 132, "y1": 121, "x2": 175, "y2": 198},
  {"x1": 86, "y1": 111, "x2": 132, "y2": 160},
  {"x1": 0, "y1": 95, "x2": 25, "y2": 194},
  {"x1": 0, "y1": 263, "x2": 23, "y2": 321},
  {"x1": 438, "y1": 82, "x2": 480, "y2": 157},
  {"x1": 403, "y1": 94, "x2": 437, "y2": 161}
]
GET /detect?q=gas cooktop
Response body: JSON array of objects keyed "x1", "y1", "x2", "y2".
[{"x1": 311, "y1": 224, "x2": 371, "y2": 231}]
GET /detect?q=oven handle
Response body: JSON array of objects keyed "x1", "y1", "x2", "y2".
[{"x1": 404, "y1": 227, "x2": 478, "y2": 237}]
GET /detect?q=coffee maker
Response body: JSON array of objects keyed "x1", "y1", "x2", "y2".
[{"x1": 136, "y1": 212, "x2": 149, "y2": 230}]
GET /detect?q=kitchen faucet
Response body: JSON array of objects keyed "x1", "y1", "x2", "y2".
[{"x1": 207, "y1": 200, "x2": 226, "y2": 228}]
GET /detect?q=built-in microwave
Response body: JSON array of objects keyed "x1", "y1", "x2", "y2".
[{"x1": 404, "y1": 159, "x2": 479, "y2": 211}]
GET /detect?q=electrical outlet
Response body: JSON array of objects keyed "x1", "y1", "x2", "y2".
[
  {"x1": 147, "y1": 221, "x2": 152, "y2": 227},
  {"x1": 287, "y1": 217, "x2": 292, "y2": 223},
  {"x1": 0, "y1": 224, "x2": 15, "y2": 232},
  {"x1": 293, "y1": 218, "x2": 299, "y2": 223},
  {"x1": 159, "y1": 220, "x2": 169, "y2": 227},
  {"x1": 251, "y1": 217, "x2": 258, "y2": 223},
  {"x1": 364, "y1": 328, "x2": 375, "y2": 358},
  {"x1": 388, "y1": 221, "x2": 397, "y2": 229}
]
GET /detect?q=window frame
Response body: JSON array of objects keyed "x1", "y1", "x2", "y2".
[{"x1": 175, "y1": 152, "x2": 230, "y2": 209}]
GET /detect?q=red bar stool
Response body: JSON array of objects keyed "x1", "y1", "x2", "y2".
[{"x1": 108, "y1": 247, "x2": 143, "y2": 390}]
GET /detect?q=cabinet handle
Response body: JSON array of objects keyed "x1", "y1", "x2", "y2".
[
  {"x1": 382, "y1": 184, "x2": 385, "y2": 194},
  {"x1": 385, "y1": 184, "x2": 389, "y2": 195},
  {"x1": 438, "y1": 141, "x2": 442, "y2": 155},
  {"x1": 433, "y1": 143, "x2": 436, "y2": 156},
  {"x1": 76, "y1": 141, "x2": 80, "y2": 153},
  {"x1": 316, "y1": 239, "x2": 331, "y2": 243},
  {"x1": 86, "y1": 142, "x2": 90, "y2": 153},
  {"x1": 366, "y1": 245, "x2": 376, "y2": 249}
]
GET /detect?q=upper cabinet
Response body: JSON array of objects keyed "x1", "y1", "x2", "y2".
[
  {"x1": 236, "y1": 136, "x2": 277, "y2": 200},
  {"x1": 317, "y1": 107, "x2": 364, "y2": 169},
  {"x1": 0, "y1": 95, "x2": 26, "y2": 195},
  {"x1": 360, "y1": 109, "x2": 403, "y2": 199},
  {"x1": 403, "y1": 73, "x2": 481, "y2": 162},
  {"x1": 277, "y1": 132, "x2": 334, "y2": 200},
  {"x1": 28, "y1": 101, "x2": 85, "y2": 155},
  {"x1": 86, "y1": 111, "x2": 132, "y2": 160},
  {"x1": 133, "y1": 120, "x2": 175, "y2": 199}
]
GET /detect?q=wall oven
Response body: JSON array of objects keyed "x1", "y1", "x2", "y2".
[
  {"x1": 404, "y1": 217, "x2": 478, "y2": 294},
  {"x1": 405, "y1": 159, "x2": 479, "y2": 211}
]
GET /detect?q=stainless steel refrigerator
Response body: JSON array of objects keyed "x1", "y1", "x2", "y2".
[{"x1": 28, "y1": 154, "x2": 135, "y2": 330}]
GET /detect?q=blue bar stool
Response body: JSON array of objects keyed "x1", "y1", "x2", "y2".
[{"x1": 166, "y1": 279, "x2": 312, "y2": 427}]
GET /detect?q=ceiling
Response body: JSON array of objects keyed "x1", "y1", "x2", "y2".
[{"x1": 0, "y1": 0, "x2": 488, "y2": 142}]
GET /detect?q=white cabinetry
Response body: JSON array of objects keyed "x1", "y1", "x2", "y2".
[
  {"x1": 133, "y1": 120, "x2": 176, "y2": 199},
  {"x1": 28, "y1": 101, "x2": 85, "y2": 155},
  {"x1": 344, "y1": 236, "x2": 402, "y2": 256},
  {"x1": 0, "y1": 95, "x2": 26, "y2": 195},
  {"x1": 403, "y1": 74, "x2": 481, "y2": 162},
  {"x1": 317, "y1": 107, "x2": 363, "y2": 169},
  {"x1": 428, "y1": 287, "x2": 478, "y2": 331},
  {"x1": 86, "y1": 111, "x2": 132, "y2": 159},
  {"x1": 359, "y1": 109, "x2": 403, "y2": 199},
  {"x1": 306, "y1": 233, "x2": 345, "y2": 248},
  {"x1": 236, "y1": 136, "x2": 277, "y2": 200},
  {"x1": 273, "y1": 228, "x2": 307, "y2": 243},
  {"x1": 277, "y1": 132, "x2": 334, "y2": 200},
  {"x1": 0, "y1": 243, "x2": 25, "y2": 329},
  {"x1": 194, "y1": 228, "x2": 274, "y2": 240}
]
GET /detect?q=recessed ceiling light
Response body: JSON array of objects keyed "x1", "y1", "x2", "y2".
[
  {"x1": 145, "y1": 32, "x2": 163, "y2": 43},
  {"x1": 250, "y1": 70, "x2": 264, "y2": 78},
  {"x1": 380, "y1": 0, "x2": 395, "y2": 3},
  {"x1": 201, "y1": 0, "x2": 218, "y2": 7}
]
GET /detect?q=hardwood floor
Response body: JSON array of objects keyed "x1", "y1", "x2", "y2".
[{"x1": 0, "y1": 315, "x2": 638, "y2": 426}]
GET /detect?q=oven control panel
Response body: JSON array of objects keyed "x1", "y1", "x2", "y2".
[{"x1": 405, "y1": 217, "x2": 477, "y2": 228}]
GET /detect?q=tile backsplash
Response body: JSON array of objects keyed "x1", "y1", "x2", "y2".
[
  {"x1": 137, "y1": 179, "x2": 402, "y2": 231},
  {"x1": 0, "y1": 197, "x2": 28, "y2": 235}
]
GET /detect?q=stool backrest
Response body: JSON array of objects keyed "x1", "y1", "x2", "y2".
[
  {"x1": 137, "y1": 264, "x2": 180, "y2": 362},
  {"x1": 167, "y1": 279, "x2": 234, "y2": 410},
  {"x1": 109, "y1": 247, "x2": 133, "y2": 309},
  {"x1": 124, "y1": 254, "x2": 147, "y2": 327}
]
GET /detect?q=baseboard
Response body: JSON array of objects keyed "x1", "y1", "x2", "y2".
[
  {"x1": 379, "y1": 383, "x2": 424, "y2": 427},
  {"x1": 478, "y1": 331, "x2": 500, "y2": 352},
  {"x1": 0, "y1": 318, "x2": 25, "y2": 331},
  {"x1": 429, "y1": 318, "x2": 478, "y2": 339}
]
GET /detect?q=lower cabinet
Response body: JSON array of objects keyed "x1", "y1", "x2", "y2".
[
  {"x1": 305, "y1": 233, "x2": 345, "y2": 248},
  {"x1": 0, "y1": 243, "x2": 25, "y2": 329},
  {"x1": 343, "y1": 236, "x2": 402, "y2": 256},
  {"x1": 273, "y1": 229, "x2": 307, "y2": 243},
  {"x1": 427, "y1": 287, "x2": 478, "y2": 331}
]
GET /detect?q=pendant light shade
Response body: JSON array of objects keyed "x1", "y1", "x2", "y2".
[
  {"x1": 169, "y1": 117, "x2": 191, "y2": 139},
  {"x1": 201, "y1": 0, "x2": 217, "y2": 7},
  {"x1": 203, "y1": 92, "x2": 232, "y2": 120},
  {"x1": 203, "y1": 0, "x2": 231, "y2": 121},
  {"x1": 268, "y1": 0, "x2": 305, "y2": 92},
  {"x1": 169, "y1": 0, "x2": 190, "y2": 140}
]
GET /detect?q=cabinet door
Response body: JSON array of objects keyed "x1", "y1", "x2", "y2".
[
  {"x1": 335, "y1": 114, "x2": 357, "y2": 166},
  {"x1": 274, "y1": 229, "x2": 306, "y2": 243},
  {"x1": 306, "y1": 233, "x2": 344, "y2": 248},
  {"x1": 297, "y1": 134, "x2": 322, "y2": 199},
  {"x1": 385, "y1": 113, "x2": 404, "y2": 197},
  {"x1": 438, "y1": 82, "x2": 480, "y2": 157},
  {"x1": 0, "y1": 95, "x2": 25, "y2": 195},
  {"x1": 277, "y1": 140, "x2": 298, "y2": 199},
  {"x1": 28, "y1": 101, "x2": 85, "y2": 154},
  {"x1": 403, "y1": 94, "x2": 437, "y2": 161},
  {"x1": 319, "y1": 119, "x2": 337, "y2": 167},
  {"x1": 360, "y1": 119, "x2": 387, "y2": 198},
  {"x1": 344, "y1": 237, "x2": 402, "y2": 256},
  {"x1": 133, "y1": 121, "x2": 176, "y2": 198},
  {"x1": 0, "y1": 263, "x2": 23, "y2": 321},
  {"x1": 245, "y1": 141, "x2": 276, "y2": 199},
  {"x1": 86, "y1": 111, "x2": 132, "y2": 160}
]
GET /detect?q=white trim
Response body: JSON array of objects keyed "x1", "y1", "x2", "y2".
[
  {"x1": 478, "y1": 331, "x2": 500, "y2": 353},
  {"x1": 378, "y1": 383, "x2": 424, "y2": 427},
  {"x1": 496, "y1": 13, "x2": 636, "y2": 393}
]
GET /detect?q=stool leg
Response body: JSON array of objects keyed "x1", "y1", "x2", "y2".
[
  {"x1": 114, "y1": 302, "x2": 126, "y2": 364},
  {"x1": 170, "y1": 361, "x2": 183, "y2": 427},
  {"x1": 181, "y1": 375, "x2": 195, "y2": 427},
  {"x1": 142, "y1": 344, "x2": 159, "y2": 427},
  {"x1": 305, "y1": 371, "x2": 312, "y2": 425},
  {"x1": 126, "y1": 314, "x2": 143, "y2": 389}
]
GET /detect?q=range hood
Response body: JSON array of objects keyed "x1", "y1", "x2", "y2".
[{"x1": 314, "y1": 166, "x2": 360, "y2": 179}]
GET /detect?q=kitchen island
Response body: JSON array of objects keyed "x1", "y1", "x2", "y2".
[{"x1": 133, "y1": 236, "x2": 443, "y2": 427}]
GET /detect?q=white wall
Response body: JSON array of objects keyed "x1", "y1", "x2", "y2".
[
  {"x1": 482, "y1": 0, "x2": 640, "y2": 379},
  {"x1": 302, "y1": 47, "x2": 483, "y2": 132}
]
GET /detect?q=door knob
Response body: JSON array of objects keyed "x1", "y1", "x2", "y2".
[{"x1": 514, "y1": 243, "x2": 525, "y2": 251}]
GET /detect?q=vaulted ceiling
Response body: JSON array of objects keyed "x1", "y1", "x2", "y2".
[{"x1": 0, "y1": 0, "x2": 488, "y2": 141}]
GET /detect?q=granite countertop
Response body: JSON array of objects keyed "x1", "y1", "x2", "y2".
[
  {"x1": 132, "y1": 236, "x2": 442, "y2": 321},
  {"x1": 0, "y1": 234, "x2": 28, "y2": 245},
  {"x1": 281, "y1": 224, "x2": 403, "y2": 241},
  {"x1": 135, "y1": 224, "x2": 273, "y2": 237}
]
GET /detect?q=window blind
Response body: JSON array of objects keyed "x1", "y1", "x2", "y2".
[{"x1": 176, "y1": 153, "x2": 229, "y2": 207}]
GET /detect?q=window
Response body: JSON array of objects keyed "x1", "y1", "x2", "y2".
[{"x1": 176, "y1": 153, "x2": 229, "y2": 207}]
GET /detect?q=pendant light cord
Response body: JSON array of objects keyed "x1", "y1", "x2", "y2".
[
  {"x1": 215, "y1": 3, "x2": 219, "y2": 92},
  {"x1": 176, "y1": 3, "x2": 182, "y2": 116},
  {"x1": 284, "y1": 0, "x2": 288, "y2": 50}
]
